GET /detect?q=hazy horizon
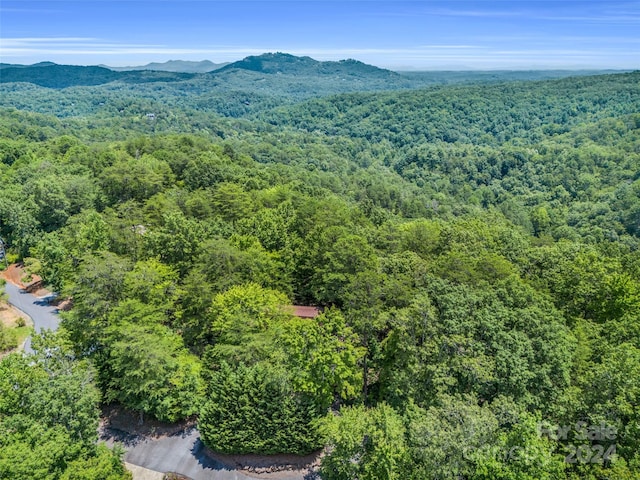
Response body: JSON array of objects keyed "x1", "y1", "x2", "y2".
[
  {"x1": 1, "y1": 1, "x2": 639, "y2": 71},
  {"x1": 0, "y1": 54, "x2": 635, "y2": 73}
]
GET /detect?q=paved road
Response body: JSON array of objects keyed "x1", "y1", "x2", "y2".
[
  {"x1": 103, "y1": 427, "x2": 261, "y2": 480},
  {"x1": 4, "y1": 281, "x2": 60, "y2": 353}
]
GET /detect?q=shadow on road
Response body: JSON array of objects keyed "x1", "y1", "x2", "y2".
[
  {"x1": 101, "y1": 424, "x2": 255, "y2": 479},
  {"x1": 191, "y1": 438, "x2": 235, "y2": 472},
  {"x1": 100, "y1": 426, "x2": 145, "y2": 448},
  {"x1": 33, "y1": 297, "x2": 57, "y2": 307}
]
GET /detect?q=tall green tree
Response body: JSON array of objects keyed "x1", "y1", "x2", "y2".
[
  {"x1": 0, "y1": 336, "x2": 130, "y2": 480},
  {"x1": 61, "y1": 252, "x2": 132, "y2": 353},
  {"x1": 104, "y1": 322, "x2": 204, "y2": 422},
  {"x1": 199, "y1": 362, "x2": 323, "y2": 455},
  {"x1": 320, "y1": 403, "x2": 409, "y2": 480},
  {"x1": 273, "y1": 308, "x2": 365, "y2": 409}
]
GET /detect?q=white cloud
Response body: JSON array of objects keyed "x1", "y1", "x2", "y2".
[
  {"x1": 381, "y1": 2, "x2": 640, "y2": 25},
  {"x1": 0, "y1": 38, "x2": 485, "y2": 59},
  {"x1": 2, "y1": 37, "x2": 100, "y2": 46},
  {"x1": 1, "y1": 37, "x2": 637, "y2": 70}
]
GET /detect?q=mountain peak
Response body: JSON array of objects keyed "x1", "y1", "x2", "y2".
[
  {"x1": 32, "y1": 61, "x2": 58, "y2": 67},
  {"x1": 218, "y1": 52, "x2": 319, "y2": 74},
  {"x1": 218, "y1": 52, "x2": 400, "y2": 79}
]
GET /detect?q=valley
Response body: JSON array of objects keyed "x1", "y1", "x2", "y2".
[{"x1": 0, "y1": 54, "x2": 639, "y2": 479}]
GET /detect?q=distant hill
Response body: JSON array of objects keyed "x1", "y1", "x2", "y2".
[
  {"x1": 201, "y1": 52, "x2": 414, "y2": 101},
  {"x1": 3, "y1": 55, "x2": 618, "y2": 92},
  {"x1": 2, "y1": 55, "x2": 625, "y2": 120},
  {"x1": 0, "y1": 54, "x2": 408, "y2": 90},
  {"x1": 0, "y1": 63, "x2": 195, "y2": 88},
  {"x1": 0, "y1": 61, "x2": 58, "y2": 69},
  {"x1": 218, "y1": 52, "x2": 402, "y2": 80},
  {"x1": 0, "y1": 64, "x2": 120, "y2": 87},
  {"x1": 104, "y1": 60, "x2": 228, "y2": 73},
  {"x1": 401, "y1": 69, "x2": 632, "y2": 85}
]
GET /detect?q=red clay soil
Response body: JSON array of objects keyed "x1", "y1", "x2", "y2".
[
  {"x1": 2, "y1": 262, "x2": 45, "y2": 292},
  {"x1": 1, "y1": 263, "x2": 72, "y2": 310}
]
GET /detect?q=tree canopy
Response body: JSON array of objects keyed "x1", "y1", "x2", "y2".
[{"x1": 1, "y1": 67, "x2": 639, "y2": 478}]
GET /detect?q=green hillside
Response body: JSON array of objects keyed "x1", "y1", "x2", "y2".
[
  {"x1": 219, "y1": 52, "x2": 404, "y2": 78},
  {"x1": 1, "y1": 66, "x2": 639, "y2": 479}
]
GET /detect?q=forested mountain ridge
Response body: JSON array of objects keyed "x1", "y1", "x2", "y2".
[
  {"x1": 1, "y1": 54, "x2": 625, "y2": 113},
  {"x1": 1, "y1": 68, "x2": 639, "y2": 478},
  {"x1": 0, "y1": 61, "x2": 58, "y2": 69},
  {"x1": 0, "y1": 54, "x2": 419, "y2": 118},
  {"x1": 218, "y1": 52, "x2": 403, "y2": 78},
  {"x1": 0, "y1": 63, "x2": 195, "y2": 88},
  {"x1": 0, "y1": 53, "x2": 405, "y2": 90},
  {"x1": 261, "y1": 71, "x2": 640, "y2": 145}
]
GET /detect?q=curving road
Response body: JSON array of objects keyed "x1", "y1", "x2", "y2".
[
  {"x1": 102, "y1": 427, "x2": 260, "y2": 480},
  {"x1": 4, "y1": 281, "x2": 309, "y2": 480},
  {"x1": 102, "y1": 425, "x2": 309, "y2": 479},
  {"x1": 4, "y1": 281, "x2": 60, "y2": 353}
]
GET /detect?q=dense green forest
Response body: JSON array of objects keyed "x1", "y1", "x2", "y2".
[{"x1": 0, "y1": 56, "x2": 639, "y2": 479}]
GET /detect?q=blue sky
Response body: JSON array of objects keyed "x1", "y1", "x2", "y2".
[{"x1": 1, "y1": 1, "x2": 639, "y2": 70}]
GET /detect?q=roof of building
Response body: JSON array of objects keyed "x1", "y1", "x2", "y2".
[{"x1": 291, "y1": 305, "x2": 321, "y2": 318}]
